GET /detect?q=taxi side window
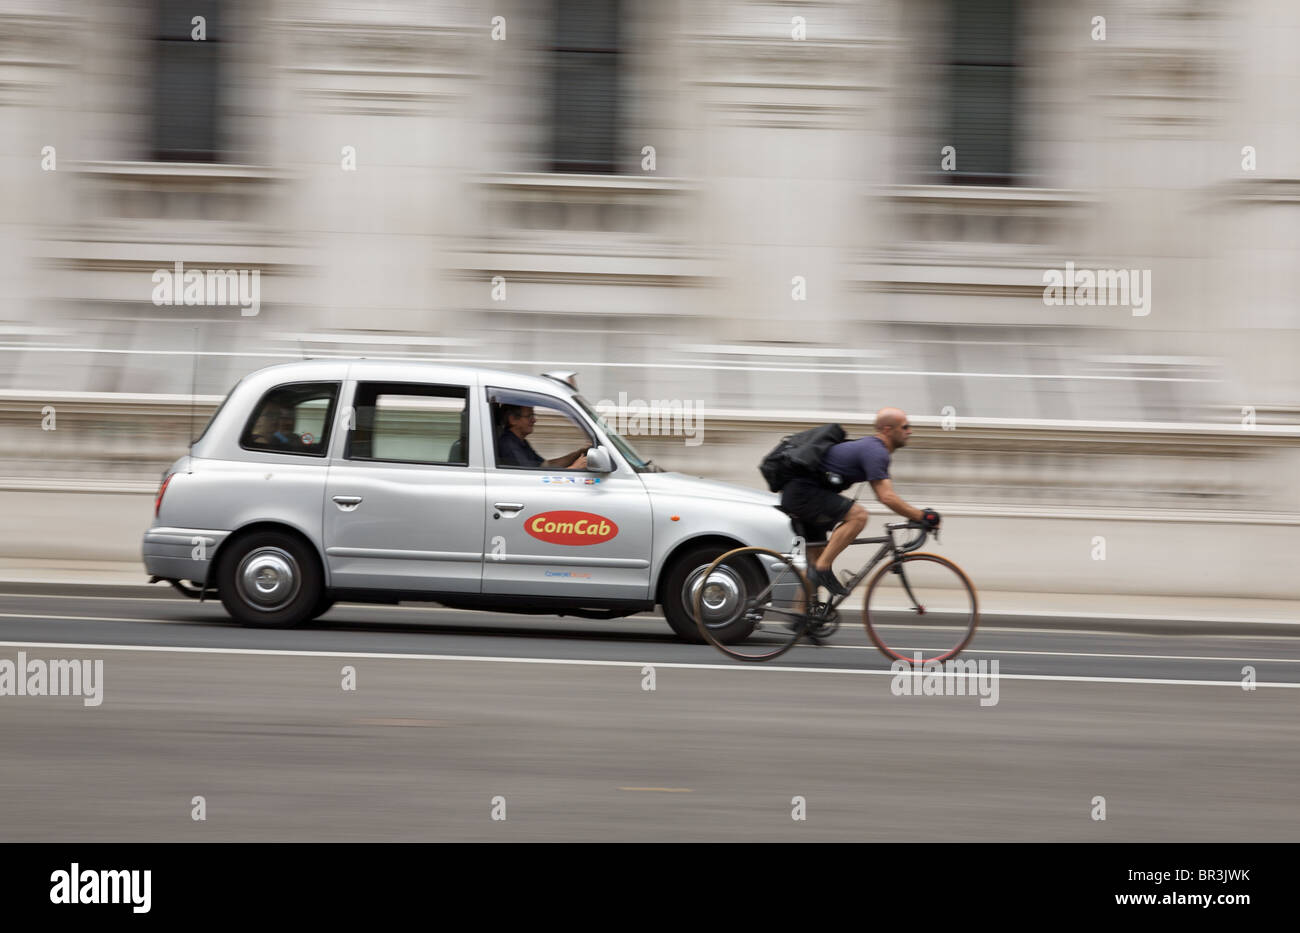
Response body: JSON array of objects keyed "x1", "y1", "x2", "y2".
[
  {"x1": 488, "y1": 389, "x2": 594, "y2": 470},
  {"x1": 347, "y1": 382, "x2": 470, "y2": 466},
  {"x1": 240, "y1": 382, "x2": 339, "y2": 456}
]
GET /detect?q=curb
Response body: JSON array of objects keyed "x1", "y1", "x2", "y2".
[
  {"x1": 0, "y1": 580, "x2": 176, "y2": 599},
  {"x1": 966, "y1": 610, "x2": 1300, "y2": 640}
]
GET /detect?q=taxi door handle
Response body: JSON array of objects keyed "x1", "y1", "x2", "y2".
[
  {"x1": 332, "y1": 495, "x2": 363, "y2": 510},
  {"x1": 494, "y1": 502, "x2": 524, "y2": 512}
]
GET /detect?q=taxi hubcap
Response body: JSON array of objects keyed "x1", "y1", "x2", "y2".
[
  {"x1": 237, "y1": 547, "x2": 300, "y2": 611},
  {"x1": 687, "y1": 563, "x2": 745, "y2": 628}
]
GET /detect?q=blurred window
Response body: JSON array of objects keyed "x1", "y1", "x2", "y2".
[
  {"x1": 153, "y1": 0, "x2": 222, "y2": 161},
  {"x1": 241, "y1": 382, "x2": 339, "y2": 457},
  {"x1": 551, "y1": 0, "x2": 621, "y2": 173},
  {"x1": 347, "y1": 383, "x2": 471, "y2": 466},
  {"x1": 947, "y1": 0, "x2": 1018, "y2": 185}
]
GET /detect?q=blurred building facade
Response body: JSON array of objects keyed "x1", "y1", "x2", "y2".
[
  {"x1": 1, "y1": 0, "x2": 1295, "y2": 416},
  {"x1": 1, "y1": 0, "x2": 1298, "y2": 592}
]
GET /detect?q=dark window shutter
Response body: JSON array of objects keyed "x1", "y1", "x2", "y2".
[
  {"x1": 153, "y1": 0, "x2": 221, "y2": 161},
  {"x1": 552, "y1": 0, "x2": 620, "y2": 174},
  {"x1": 948, "y1": 0, "x2": 1017, "y2": 184}
]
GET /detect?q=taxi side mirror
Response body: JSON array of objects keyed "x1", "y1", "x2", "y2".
[{"x1": 585, "y1": 446, "x2": 614, "y2": 473}]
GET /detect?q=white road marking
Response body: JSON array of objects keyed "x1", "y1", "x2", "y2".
[
  {"x1": 4, "y1": 611, "x2": 1300, "y2": 666},
  {"x1": 0, "y1": 639, "x2": 1296, "y2": 689},
  {"x1": 799, "y1": 642, "x2": 1300, "y2": 664}
]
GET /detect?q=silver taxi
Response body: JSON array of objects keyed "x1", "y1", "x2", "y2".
[{"x1": 142, "y1": 360, "x2": 799, "y2": 643}]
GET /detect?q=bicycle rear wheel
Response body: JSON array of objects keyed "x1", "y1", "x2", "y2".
[
  {"x1": 694, "y1": 546, "x2": 813, "y2": 662},
  {"x1": 862, "y1": 552, "x2": 978, "y2": 665}
]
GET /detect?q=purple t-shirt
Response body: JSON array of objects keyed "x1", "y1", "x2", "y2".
[{"x1": 821, "y1": 436, "x2": 891, "y2": 486}]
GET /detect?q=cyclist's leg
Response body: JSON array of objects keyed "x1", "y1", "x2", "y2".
[
  {"x1": 815, "y1": 504, "x2": 867, "y2": 575},
  {"x1": 781, "y1": 478, "x2": 850, "y2": 597},
  {"x1": 798, "y1": 541, "x2": 827, "y2": 617},
  {"x1": 780, "y1": 483, "x2": 827, "y2": 615}
]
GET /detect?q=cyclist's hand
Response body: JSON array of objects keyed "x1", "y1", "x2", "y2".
[{"x1": 920, "y1": 508, "x2": 941, "y2": 530}]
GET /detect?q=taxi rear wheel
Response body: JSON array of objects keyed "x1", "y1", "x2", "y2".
[
  {"x1": 217, "y1": 531, "x2": 322, "y2": 628},
  {"x1": 662, "y1": 545, "x2": 762, "y2": 645}
]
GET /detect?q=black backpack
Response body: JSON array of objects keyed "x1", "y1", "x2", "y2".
[{"x1": 759, "y1": 423, "x2": 846, "y2": 492}]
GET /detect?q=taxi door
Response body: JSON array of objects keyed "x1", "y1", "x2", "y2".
[
  {"x1": 323, "y1": 379, "x2": 485, "y2": 593},
  {"x1": 480, "y1": 387, "x2": 651, "y2": 602}
]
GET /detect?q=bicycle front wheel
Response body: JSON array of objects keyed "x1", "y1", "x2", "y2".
[
  {"x1": 694, "y1": 546, "x2": 814, "y2": 662},
  {"x1": 863, "y1": 552, "x2": 978, "y2": 665}
]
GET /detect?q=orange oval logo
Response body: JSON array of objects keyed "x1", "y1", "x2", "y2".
[{"x1": 524, "y1": 511, "x2": 619, "y2": 546}]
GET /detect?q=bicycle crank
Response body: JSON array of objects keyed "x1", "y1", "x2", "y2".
[{"x1": 807, "y1": 602, "x2": 840, "y2": 639}]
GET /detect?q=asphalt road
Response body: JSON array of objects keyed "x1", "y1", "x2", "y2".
[{"x1": 1, "y1": 589, "x2": 1298, "y2": 841}]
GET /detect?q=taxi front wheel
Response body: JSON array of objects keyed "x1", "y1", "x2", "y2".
[
  {"x1": 217, "y1": 531, "x2": 322, "y2": 628},
  {"x1": 662, "y1": 545, "x2": 762, "y2": 645}
]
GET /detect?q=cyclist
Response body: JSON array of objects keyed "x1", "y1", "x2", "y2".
[{"x1": 780, "y1": 407, "x2": 940, "y2": 596}]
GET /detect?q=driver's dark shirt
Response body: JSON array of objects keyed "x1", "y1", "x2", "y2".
[{"x1": 497, "y1": 430, "x2": 543, "y2": 468}]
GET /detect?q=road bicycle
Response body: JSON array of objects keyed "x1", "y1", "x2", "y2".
[{"x1": 692, "y1": 519, "x2": 978, "y2": 663}]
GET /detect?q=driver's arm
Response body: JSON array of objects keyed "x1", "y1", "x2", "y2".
[
  {"x1": 541, "y1": 447, "x2": 589, "y2": 470},
  {"x1": 869, "y1": 478, "x2": 923, "y2": 522}
]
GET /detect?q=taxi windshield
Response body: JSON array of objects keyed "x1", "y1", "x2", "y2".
[{"x1": 572, "y1": 394, "x2": 662, "y2": 473}]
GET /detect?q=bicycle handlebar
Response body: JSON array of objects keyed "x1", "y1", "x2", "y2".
[{"x1": 886, "y1": 520, "x2": 931, "y2": 553}]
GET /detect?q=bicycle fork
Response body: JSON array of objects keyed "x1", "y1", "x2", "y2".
[{"x1": 891, "y1": 562, "x2": 926, "y2": 615}]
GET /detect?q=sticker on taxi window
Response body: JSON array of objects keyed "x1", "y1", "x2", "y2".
[
  {"x1": 525, "y1": 511, "x2": 619, "y2": 546},
  {"x1": 541, "y1": 475, "x2": 601, "y2": 485},
  {"x1": 301, "y1": 432, "x2": 315, "y2": 446}
]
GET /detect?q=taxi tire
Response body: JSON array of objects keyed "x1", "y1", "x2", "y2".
[
  {"x1": 662, "y1": 545, "x2": 762, "y2": 645},
  {"x1": 216, "y1": 531, "x2": 322, "y2": 628},
  {"x1": 310, "y1": 595, "x2": 336, "y2": 620}
]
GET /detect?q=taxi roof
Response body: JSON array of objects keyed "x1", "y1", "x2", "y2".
[{"x1": 240, "y1": 358, "x2": 582, "y2": 398}]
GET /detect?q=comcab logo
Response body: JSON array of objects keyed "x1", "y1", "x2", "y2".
[{"x1": 525, "y1": 511, "x2": 619, "y2": 546}]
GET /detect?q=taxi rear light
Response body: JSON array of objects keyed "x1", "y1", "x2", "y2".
[{"x1": 155, "y1": 473, "x2": 174, "y2": 517}]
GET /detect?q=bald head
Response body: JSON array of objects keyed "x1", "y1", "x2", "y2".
[
  {"x1": 873, "y1": 407, "x2": 912, "y2": 451},
  {"x1": 874, "y1": 408, "x2": 907, "y2": 432}
]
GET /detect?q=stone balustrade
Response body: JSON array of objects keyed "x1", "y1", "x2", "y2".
[{"x1": 3, "y1": 391, "x2": 1296, "y2": 519}]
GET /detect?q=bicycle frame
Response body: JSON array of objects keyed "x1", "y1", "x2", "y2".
[
  {"x1": 822, "y1": 521, "x2": 931, "y2": 610},
  {"x1": 748, "y1": 521, "x2": 931, "y2": 625}
]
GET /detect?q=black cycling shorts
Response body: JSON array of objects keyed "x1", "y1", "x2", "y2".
[{"x1": 779, "y1": 477, "x2": 854, "y2": 546}]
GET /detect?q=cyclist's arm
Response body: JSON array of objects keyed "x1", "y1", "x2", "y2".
[{"x1": 869, "y1": 478, "x2": 923, "y2": 522}]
